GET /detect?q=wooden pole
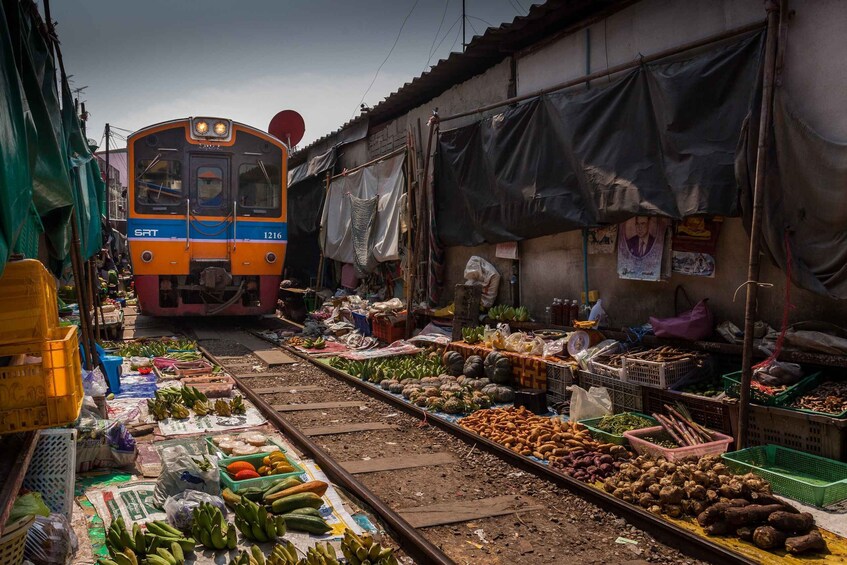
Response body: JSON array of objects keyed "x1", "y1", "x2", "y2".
[
  {"x1": 738, "y1": 0, "x2": 780, "y2": 449},
  {"x1": 69, "y1": 211, "x2": 95, "y2": 369},
  {"x1": 404, "y1": 132, "x2": 415, "y2": 338}
]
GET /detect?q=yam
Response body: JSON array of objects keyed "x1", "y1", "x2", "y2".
[
  {"x1": 785, "y1": 530, "x2": 826, "y2": 555},
  {"x1": 736, "y1": 527, "x2": 754, "y2": 541},
  {"x1": 749, "y1": 492, "x2": 798, "y2": 513},
  {"x1": 768, "y1": 511, "x2": 814, "y2": 534},
  {"x1": 725, "y1": 504, "x2": 785, "y2": 527},
  {"x1": 697, "y1": 503, "x2": 729, "y2": 527},
  {"x1": 659, "y1": 485, "x2": 685, "y2": 505},
  {"x1": 704, "y1": 521, "x2": 729, "y2": 536},
  {"x1": 752, "y1": 525, "x2": 787, "y2": 550}
]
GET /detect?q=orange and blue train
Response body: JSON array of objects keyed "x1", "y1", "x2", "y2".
[{"x1": 127, "y1": 117, "x2": 287, "y2": 316}]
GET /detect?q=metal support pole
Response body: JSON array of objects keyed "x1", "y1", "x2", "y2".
[
  {"x1": 105, "y1": 123, "x2": 111, "y2": 228},
  {"x1": 738, "y1": 0, "x2": 781, "y2": 448}
]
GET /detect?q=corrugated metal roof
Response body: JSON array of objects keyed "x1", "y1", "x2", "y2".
[{"x1": 291, "y1": 0, "x2": 625, "y2": 166}]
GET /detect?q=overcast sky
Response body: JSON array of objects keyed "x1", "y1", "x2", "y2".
[{"x1": 49, "y1": 0, "x2": 526, "y2": 150}]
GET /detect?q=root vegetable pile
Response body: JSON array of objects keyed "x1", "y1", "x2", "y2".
[
  {"x1": 459, "y1": 406, "x2": 619, "y2": 460},
  {"x1": 604, "y1": 455, "x2": 827, "y2": 554},
  {"x1": 550, "y1": 449, "x2": 629, "y2": 482},
  {"x1": 789, "y1": 381, "x2": 847, "y2": 415}
]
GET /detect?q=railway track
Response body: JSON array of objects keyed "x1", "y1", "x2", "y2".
[{"x1": 185, "y1": 319, "x2": 751, "y2": 565}]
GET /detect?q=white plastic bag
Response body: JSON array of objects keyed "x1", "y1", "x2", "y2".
[
  {"x1": 24, "y1": 513, "x2": 78, "y2": 565},
  {"x1": 152, "y1": 446, "x2": 220, "y2": 508},
  {"x1": 463, "y1": 256, "x2": 501, "y2": 308},
  {"x1": 164, "y1": 491, "x2": 227, "y2": 532},
  {"x1": 567, "y1": 385, "x2": 612, "y2": 421},
  {"x1": 82, "y1": 368, "x2": 107, "y2": 397}
]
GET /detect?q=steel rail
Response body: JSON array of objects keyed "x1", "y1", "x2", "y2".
[
  {"x1": 246, "y1": 331, "x2": 757, "y2": 565},
  {"x1": 197, "y1": 344, "x2": 455, "y2": 565}
]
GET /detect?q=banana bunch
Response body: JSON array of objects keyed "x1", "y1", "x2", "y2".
[
  {"x1": 229, "y1": 546, "x2": 269, "y2": 565},
  {"x1": 215, "y1": 398, "x2": 232, "y2": 416},
  {"x1": 169, "y1": 403, "x2": 190, "y2": 419},
  {"x1": 514, "y1": 306, "x2": 530, "y2": 322},
  {"x1": 192, "y1": 400, "x2": 213, "y2": 416},
  {"x1": 341, "y1": 530, "x2": 397, "y2": 565},
  {"x1": 461, "y1": 326, "x2": 484, "y2": 344},
  {"x1": 100, "y1": 518, "x2": 193, "y2": 565},
  {"x1": 267, "y1": 541, "x2": 303, "y2": 565},
  {"x1": 191, "y1": 503, "x2": 237, "y2": 551},
  {"x1": 301, "y1": 542, "x2": 340, "y2": 565},
  {"x1": 303, "y1": 337, "x2": 326, "y2": 350},
  {"x1": 146, "y1": 398, "x2": 170, "y2": 421},
  {"x1": 234, "y1": 496, "x2": 286, "y2": 542},
  {"x1": 230, "y1": 394, "x2": 247, "y2": 415},
  {"x1": 154, "y1": 388, "x2": 182, "y2": 404},
  {"x1": 180, "y1": 385, "x2": 208, "y2": 406}
]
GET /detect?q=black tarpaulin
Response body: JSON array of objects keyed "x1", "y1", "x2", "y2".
[
  {"x1": 738, "y1": 91, "x2": 847, "y2": 299},
  {"x1": 435, "y1": 31, "x2": 764, "y2": 246},
  {"x1": 284, "y1": 148, "x2": 336, "y2": 284}
]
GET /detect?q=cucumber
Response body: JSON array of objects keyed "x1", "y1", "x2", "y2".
[
  {"x1": 288, "y1": 507, "x2": 322, "y2": 517},
  {"x1": 270, "y1": 492, "x2": 323, "y2": 514},
  {"x1": 240, "y1": 487, "x2": 265, "y2": 502},
  {"x1": 263, "y1": 476, "x2": 303, "y2": 500},
  {"x1": 279, "y1": 514, "x2": 332, "y2": 534}
]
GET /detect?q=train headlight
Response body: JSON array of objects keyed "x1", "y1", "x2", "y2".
[
  {"x1": 265, "y1": 252, "x2": 277, "y2": 264},
  {"x1": 194, "y1": 120, "x2": 209, "y2": 135},
  {"x1": 213, "y1": 121, "x2": 228, "y2": 136},
  {"x1": 141, "y1": 250, "x2": 154, "y2": 263}
]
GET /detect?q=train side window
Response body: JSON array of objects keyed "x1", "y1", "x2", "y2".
[
  {"x1": 136, "y1": 159, "x2": 183, "y2": 207},
  {"x1": 197, "y1": 166, "x2": 224, "y2": 207},
  {"x1": 238, "y1": 162, "x2": 280, "y2": 213}
]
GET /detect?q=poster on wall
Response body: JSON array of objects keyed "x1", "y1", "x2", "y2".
[
  {"x1": 672, "y1": 217, "x2": 722, "y2": 278},
  {"x1": 617, "y1": 216, "x2": 670, "y2": 281},
  {"x1": 588, "y1": 225, "x2": 618, "y2": 254}
]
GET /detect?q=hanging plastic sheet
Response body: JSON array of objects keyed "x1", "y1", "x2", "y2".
[
  {"x1": 435, "y1": 31, "x2": 764, "y2": 246},
  {"x1": 320, "y1": 153, "x2": 404, "y2": 273},
  {"x1": 738, "y1": 90, "x2": 847, "y2": 298}
]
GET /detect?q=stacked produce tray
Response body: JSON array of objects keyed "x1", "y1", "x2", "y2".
[
  {"x1": 641, "y1": 386, "x2": 736, "y2": 436},
  {"x1": 624, "y1": 426, "x2": 733, "y2": 462},
  {"x1": 722, "y1": 370, "x2": 819, "y2": 406},
  {"x1": 747, "y1": 404, "x2": 847, "y2": 461},
  {"x1": 545, "y1": 362, "x2": 574, "y2": 406},
  {"x1": 579, "y1": 412, "x2": 657, "y2": 445},
  {"x1": 784, "y1": 378, "x2": 847, "y2": 418},
  {"x1": 722, "y1": 445, "x2": 847, "y2": 507},
  {"x1": 578, "y1": 370, "x2": 643, "y2": 413}
]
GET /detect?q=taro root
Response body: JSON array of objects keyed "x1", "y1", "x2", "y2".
[
  {"x1": 769, "y1": 511, "x2": 814, "y2": 534},
  {"x1": 785, "y1": 530, "x2": 827, "y2": 555},
  {"x1": 753, "y1": 525, "x2": 787, "y2": 550},
  {"x1": 648, "y1": 483, "x2": 662, "y2": 498},
  {"x1": 664, "y1": 504, "x2": 684, "y2": 519},
  {"x1": 704, "y1": 521, "x2": 729, "y2": 536},
  {"x1": 659, "y1": 485, "x2": 684, "y2": 505},
  {"x1": 725, "y1": 504, "x2": 785, "y2": 527},
  {"x1": 648, "y1": 504, "x2": 662, "y2": 515},
  {"x1": 688, "y1": 484, "x2": 707, "y2": 501},
  {"x1": 737, "y1": 527, "x2": 754, "y2": 541},
  {"x1": 638, "y1": 493, "x2": 655, "y2": 508}
]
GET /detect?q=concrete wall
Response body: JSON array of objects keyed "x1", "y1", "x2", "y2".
[{"x1": 329, "y1": 0, "x2": 847, "y2": 327}]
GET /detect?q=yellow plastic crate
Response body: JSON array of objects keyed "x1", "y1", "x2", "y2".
[
  {"x1": 0, "y1": 259, "x2": 60, "y2": 345},
  {"x1": 0, "y1": 326, "x2": 83, "y2": 435}
]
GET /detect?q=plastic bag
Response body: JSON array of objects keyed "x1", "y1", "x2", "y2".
[
  {"x1": 24, "y1": 513, "x2": 78, "y2": 565},
  {"x1": 164, "y1": 491, "x2": 227, "y2": 532},
  {"x1": 129, "y1": 356, "x2": 152, "y2": 368},
  {"x1": 463, "y1": 256, "x2": 501, "y2": 308},
  {"x1": 543, "y1": 338, "x2": 566, "y2": 358},
  {"x1": 567, "y1": 385, "x2": 612, "y2": 421},
  {"x1": 8, "y1": 492, "x2": 51, "y2": 523},
  {"x1": 504, "y1": 332, "x2": 525, "y2": 353},
  {"x1": 152, "y1": 446, "x2": 220, "y2": 508},
  {"x1": 482, "y1": 325, "x2": 509, "y2": 350},
  {"x1": 82, "y1": 367, "x2": 108, "y2": 396}
]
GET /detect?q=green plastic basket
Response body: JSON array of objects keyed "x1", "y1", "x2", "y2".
[
  {"x1": 579, "y1": 412, "x2": 658, "y2": 445},
  {"x1": 722, "y1": 371, "x2": 819, "y2": 406},
  {"x1": 783, "y1": 379, "x2": 847, "y2": 419},
  {"x1": 218, "y1": 451, "x2": 306, "y2": 493},
  {"x1": 722, "y1": 445, "x2": 847, "y2": 507}
]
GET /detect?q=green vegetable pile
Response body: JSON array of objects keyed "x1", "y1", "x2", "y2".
[
  {"x1": 641, "y1": 433, "x2": 679, "y2": 449},
  {"x1": 328, "y1": 351, "x2": 443, "y2": 382},
  {"x1": 593, "y1": 413, "x2": 655, "y2": 435},
  {"x1": 679, "y1": 375, "x2": 724, "y2": 398},
  {"x1": 118, "y1": 337, "x2": 198, "y2": 358}
]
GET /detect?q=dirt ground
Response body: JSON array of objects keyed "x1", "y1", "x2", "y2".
[{"x1": 200, "y1": 334, "x2": 706, "y2": 565}]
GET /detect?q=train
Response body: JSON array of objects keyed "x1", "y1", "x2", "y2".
[{"x1": 127, "y1": 117, "x2": 287, "y2": 316}]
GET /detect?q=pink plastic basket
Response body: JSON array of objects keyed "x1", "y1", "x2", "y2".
[{"x1": 623, "y1": 426, "x2": 733, "y2": 462}]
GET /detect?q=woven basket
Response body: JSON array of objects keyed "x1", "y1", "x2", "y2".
[{"x1": 0, "y1": 515, "x2": 34, "y2": 565}]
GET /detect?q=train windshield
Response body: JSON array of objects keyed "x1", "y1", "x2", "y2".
[
  {"x1": 238, "y1": 161, "x2": 280, "y2": 212},
  {"x1": 136, "y1": 158, "x2": 183, "y2": 206}
]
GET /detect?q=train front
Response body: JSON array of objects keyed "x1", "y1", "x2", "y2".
[{"x1": 127, "y1": 117, "x2": 287, "y2": 316}]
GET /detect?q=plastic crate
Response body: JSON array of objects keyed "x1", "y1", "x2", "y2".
[
  {"x1": 588, "y1": 358, "x2": 626, "y2": 380},
  {"x1": 0, "y1": 326, "x2": 83, "y2": 435},
  {"x1": 783, "y1": 379, "x2": 847, "y2": 419},
  {"x1": 0, "y1": 515, "x2": 34, "y2": 565},
  {"x1": 546, "y1": 362, "x2": 575, "y2": 406},
  {"x1": 578, "y1": 370, "x2": 643, "y2": 413},
  {"x1": 22, "y1": 429, "x2": 77, "y2": 519},
  {"x1": 623, "y1": 354, "x2": 704, "y2": 389},
  {"x1": 579, "y1": 413, "x2": 658, "y2": 445},
  {"x1": 218, "y1": 451, "x2": 305, "y2": 492},
  {"x1": 0, "y1": 259, "x2": 60, "y2": 345},
  {"x1": 747, "y1": 404, "x2": 847, "y2": 461},
  {"x1": 372, "y1": 314, "x2": 406, "y2": 343},
  {"x1": 642, "y1": 386, "x2": 736, "y2": 435},
  {"x1": 722, "y1": 371, "x2": 819, "y2": 406},
  {"x1": 722, "y1": 445, "x2": 847, "y2": 507},
  {"x1": 624, "y1": 426, "x2": 733, "y2": 462}
]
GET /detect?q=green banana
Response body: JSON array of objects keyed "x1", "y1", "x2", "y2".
[
  {"x1": 155, "y1": 548, "x2": 177, "y2": 565},
  {"x1": 250, "y1": 545, "x2": 266, "y2": 565},
  {"x1": 226, "y1": 526, "x2": 237, "y2": 550},
  {"x1": 98, "y1": 560, "x2": 121, "y2": 565},
  {"x1": 170, "y1": 542, "x2": 184, "y2": 564},
  {"x1": 250, "y1": 521, "x2": 269, "y2": 542},
  {"x1": 211, "y1": 523, "x2": 227, "y2": 550},
  {"x1": 113, "y1": 552, "x2": 133, "y2": 565},
  {"x1": 142, "y1": 555, "x2": 170, "y2": 565}
]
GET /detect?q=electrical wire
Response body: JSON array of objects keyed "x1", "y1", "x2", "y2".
[
  {"x1": 467, "y1": 18, "x2": 481, "y2": 38},
  {"x1": 352, "y1": 0, "x2": 421, "y2": 119},
  {"x1": 428, "y1": 16, "x2": 462, "y2": 63},
  {"x1": 423, "y1": 0, "x2": 451, "y2": 72},
  {"x1": 447, "y1": 22, "x2": 463, "y2": 54},
  {"x1": 467, "y1": 15, "x2": 494, "y2": 28}
]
